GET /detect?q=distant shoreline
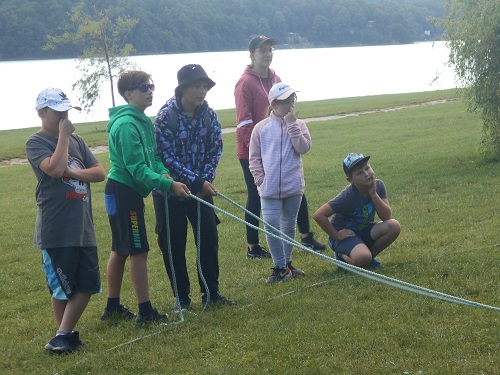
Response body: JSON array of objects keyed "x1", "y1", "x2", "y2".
[{"x1": 0, "y1": 99, "x2": 452, "y2": 168}]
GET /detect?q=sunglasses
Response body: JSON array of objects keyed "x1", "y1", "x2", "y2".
[{"x1": 133, "y1": 83, "x2": 155, "y2": 93}]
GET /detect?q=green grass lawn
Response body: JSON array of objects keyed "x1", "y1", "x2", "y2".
[{"x1": 0, "y1": 90, "x2": 498, "y2": 374}]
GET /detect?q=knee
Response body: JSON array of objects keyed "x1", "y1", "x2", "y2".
[
  {"x1": 349, "y1": 250, "x2": 372, "y2": 267},
  {"x1": 388, "y1": 219, "x2": 401, "y2": 237}
]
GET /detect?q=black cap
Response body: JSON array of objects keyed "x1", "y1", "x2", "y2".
[
  {"x1": 343, "y1": 153, "x2": 371, "y2": 175},
  {"x1": 175, "y1": 64, "x2": 216, "y2": 95},
  {"x1": 248, "y1": 35, "x2": 277, "y2": 52}
]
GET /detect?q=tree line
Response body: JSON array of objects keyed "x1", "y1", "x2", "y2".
[{"x1": 0, "y1": 0, "x2": 445, "y2": 60}]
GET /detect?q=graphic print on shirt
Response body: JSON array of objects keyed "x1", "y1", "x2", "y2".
[
  {"x1": 62, "y1": 156, "x2": 89, "y2": 202},
  {"x1": 350, "y1": 201, "x2": 375, "y2": 231}
]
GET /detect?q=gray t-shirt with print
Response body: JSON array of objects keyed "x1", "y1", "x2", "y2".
[
  {"x1": 26, "y1": 132, "x2": 99, "y2": 249},
  {"x1": 328, "y1": 179, "x2": 387, "y2": 232}
]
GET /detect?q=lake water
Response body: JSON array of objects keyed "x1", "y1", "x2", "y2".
[{"x1": 2, "y1": 41, "x2": 457, "y2": 131}]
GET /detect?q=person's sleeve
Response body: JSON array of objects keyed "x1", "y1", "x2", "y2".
[
  {"x1": 200, "y1": 110, "x2": 223, "y2": 184},
  {"x1": 288, "y1": 120, "x2": 311, "y2": 154},
  {"x1": 116, "y1": 123, "x2": 172, "y2": 192},
  {"x1": 249, "y1": 124, "x2": 264, "y2": 186},
  {"x1": 26, "y1": 136, "x2": 53, "y2": 168},
  {"x1": 328, "y1": 189, "x2": 347, "y2": 213},
  {"x1": 154, "y1": 149, "x2": 170, "y2": 176},
  {"x1": 376, "y1": 180, "x2": 387, "y2": 199},
  {"x1": 235, "y1": 79, "x2": 254, "y2": 129}
]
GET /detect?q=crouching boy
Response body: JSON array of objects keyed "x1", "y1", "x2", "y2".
[{"x1": 313, "y1": 153, "x2": 400, "y2": 268}]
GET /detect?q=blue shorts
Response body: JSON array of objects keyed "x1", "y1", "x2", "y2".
[
  {"x1": 329, "y1": 224, "x2": 376, "y2": 256},
  {"x1": 42, "y1": 247, "x2": 101, "y2": 300}
]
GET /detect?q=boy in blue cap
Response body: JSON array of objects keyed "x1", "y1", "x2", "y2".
[{"x1": 313, "y1": 153, "x2": 400, "y2": 268}]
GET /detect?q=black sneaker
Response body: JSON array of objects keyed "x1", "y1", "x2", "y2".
[
  {"x1": 202, "y1": 293, "x2": 236, "y2": 306},
  {"x1": 247, "y1": 244, "x2": 272, "y2": 259},
  {"x1": 135, "y1": 308, "x2": 168, "y2": 324},
  {"x1": 369, "y1": 258, "x2": 384, "y2": 269},
  {"x1": 172, "y1": 298, "x2": 191, "y2": 314},
  {"x1": 101, "y1": 304, "x2": 136, "y2": 320},
  {"x1": 45, "y1": 334, "x2": 75, "y2": 354},
  {"x1": 266, "y1": 267, "x2": 292, "y2": 283},
  {"x1": 301, "y1": 232, "x2": 326, "y2": 252},
  {"x1": 68, "y1": 331, "x2": 85, "y2": 351},
  {"x1": 287, "y1": 262, "x2": 305, "y2": 277}
]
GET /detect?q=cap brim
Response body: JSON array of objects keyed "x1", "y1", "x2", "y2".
[
  {"x1": 250, "y1": 37, "x2": 278, "y2": 51},
  {"x1": 269, "y1": 87, "x2": 297, "y2": 104},
  {"x1": 48, "y1": 104, "x2": 82, "y2": 112}
]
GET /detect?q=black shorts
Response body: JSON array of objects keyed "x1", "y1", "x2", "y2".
[
  {"x1": 42, "y1": 247, "x2": 101, "y2": 300},
  {"x1": 105, "y1": 179, "x2": 150, "y2": 256}
]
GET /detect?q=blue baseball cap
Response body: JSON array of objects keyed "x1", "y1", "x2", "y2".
[{"x1": 343, "y1": 153, "x2": 370, "y2": 175}]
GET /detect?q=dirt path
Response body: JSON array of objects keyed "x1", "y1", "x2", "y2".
[{"x1": 0, "y1": 99, "x2": 451, "y2": 168}]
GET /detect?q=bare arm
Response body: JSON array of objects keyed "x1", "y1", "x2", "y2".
[
  {"x1": 63, "y1": 162, "x2": 106, "y2": 183},
  {"x1": 313, "y1": 203, "x2": 355, "y2": 241},
  {"x1": 39, "y1": 118, "x2": 74, "y2": 178},
  {"x1": 369, "y1": 180, "x2": 392, "y2": 221}
]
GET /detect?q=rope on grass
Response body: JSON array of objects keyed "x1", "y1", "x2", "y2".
[{"x1": 194, "y1": 192, "x2": 500, "y2": 313}]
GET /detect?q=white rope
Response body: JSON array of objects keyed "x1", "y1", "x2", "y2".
[{"x1": 194, "y1": 192, "x2": 500, "y2": 313}]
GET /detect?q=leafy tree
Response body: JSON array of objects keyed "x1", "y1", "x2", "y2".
[
  {"x1": 436, "y1": 0, "x2": 500, "y2": 158},
  {"x1": 44, "y1": 2, "x2": 138, "y2": 111}
]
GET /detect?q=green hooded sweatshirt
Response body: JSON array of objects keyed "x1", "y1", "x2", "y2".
[{"x1": 107, "y1": 104, "x2": 172, "y2": 197}]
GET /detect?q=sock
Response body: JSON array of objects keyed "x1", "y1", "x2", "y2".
[
  {"x1": 106, "y1": 297, "x2": 120, "y2": 311},
  {"x1": 138, "y1": 300, "x2": 153, "y2": 316},
  {"x1": 56, "y1": 330, "x2": 70, "y2": 336}
]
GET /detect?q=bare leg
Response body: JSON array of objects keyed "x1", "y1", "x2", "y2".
[
  {"x1": 51, "y1": 299, "x2": 67, "y2": 328},
  {"x1": 106, "y1": 251, "x2": 127, "y2": 298},
  {"x1": 343, "y1": 243, "x2": 373, "y2": 267},
  {"x1": 57, "y1": 292, "x2": 92, "y2": 332},
  {"x1": 370, "y1": 219, "x2": 401, "y2": 257},
  {"x1": 130, "y1": 252, "x2": 150, "y2": 304}
]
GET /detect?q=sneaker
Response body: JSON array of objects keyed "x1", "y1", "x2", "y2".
[
  {"x1": 202, "y1": 293, "x2": 237, "y2": 306},
  {"x1": 68, "y1": 331, "x2": 85, "y2": 351},
  {"x1": 301, "y1": 232, "x2": 326, "y2": 252},
  {"x1": 45, "y1": 334, "x2": 76, "y2": 354},
  {"x1": 135, "y1": 308, "x2": 168, "y2": 324},
  {"x1": 287, "y1": 262, "x2": 305, "y2": 277},
  {"x1": 172, "y1": 298, "x2": 191, "y2": 314},
  {"x1": 266, "y1": 267, "x2": 292, "y2": 283},
  {"x1": 101, "y1": 304, "x2": 136, "y2": 320},
  {"x1": 370, "y1": 258, "x2": 384, "y2": 269},
  {"x1": 247, "y1": 244, "x2": 272, "y2": 259}
]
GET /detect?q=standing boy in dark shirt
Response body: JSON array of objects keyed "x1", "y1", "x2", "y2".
[{"x1": 26, "y1": 88, "x2": 106, "y2": 353}]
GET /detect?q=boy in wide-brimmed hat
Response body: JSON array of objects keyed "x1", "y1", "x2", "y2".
[{"x1": 153, "y1": 64, "x2": 236, "y2": 312}]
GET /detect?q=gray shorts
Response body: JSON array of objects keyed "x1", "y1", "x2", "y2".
[
  {"x1": 329, "y1": 224, "x2": 375, "y2": 256},
  {"x1": 42, "y1": 247, "x2": 101, "y2": 300}
]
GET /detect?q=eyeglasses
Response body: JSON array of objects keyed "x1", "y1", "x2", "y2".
[
  {"x1": 256, "y1": 48, "x2": 274, "y2": 55},
  {"x1": 133, "y1": 83, "x2": 155, "y2": 93}
]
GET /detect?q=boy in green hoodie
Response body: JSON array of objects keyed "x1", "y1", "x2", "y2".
[{"x1": 102, "y1": 70, "x2": 190, "y2": 324}]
